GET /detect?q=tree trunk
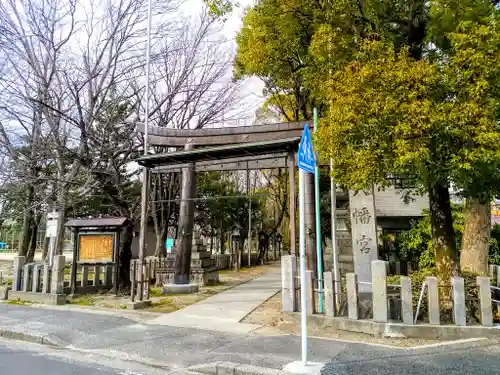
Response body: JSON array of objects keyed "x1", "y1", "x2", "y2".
[
  {"x1": 428, "y1": 181, "x2": 457, "y2": 283},
  {"x1": 19, "y1": 185, "x2": 34, "y2": 257},
  {"x1": 220, "y1": 230, "x2": 225, "y2": 254},
  {"x1": 154, "y1": 227, "x2": 167, "y2": 258},
  {"x1": 26, "y1": 216, "x2": 39, "y2": 263},
  {"x1": 119, "y1": 223, "x2": 134, "y2": 291},
  {"x1": 41, "y1": 236, "x2": 50, "y2": 261},
  {"x1": 460, "y1": 196, "x2": 490, "y2": 275}
]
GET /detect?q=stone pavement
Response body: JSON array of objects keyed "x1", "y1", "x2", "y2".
[{"x1": 149, "y1": 267, "x2": 282, "y2": 333}]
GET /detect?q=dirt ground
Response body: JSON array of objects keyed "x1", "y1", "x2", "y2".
[
  {"x1": 70, "y1": 263, "x2": 280, "y2": 312},
  {"x1": 243, "y1": 293, "x2": 441, "y2": 348}
]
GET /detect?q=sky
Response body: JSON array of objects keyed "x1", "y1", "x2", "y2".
[{"x1": 179, "y1": 0, "x2": 265, "y2": 127}]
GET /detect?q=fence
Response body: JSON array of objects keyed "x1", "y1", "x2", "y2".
[
  {"x1": 0, "y1": 228, "x2": 73, "y2": 252},
  {"x1": 65, "y1": 263, "x2": 115, "y2": 295},
  {"x1": 8, "y1": 255, "x2": 66, "y2": 305},
  {"x1": 282, "y1": 255, "x2": 496, "y2": 327}
]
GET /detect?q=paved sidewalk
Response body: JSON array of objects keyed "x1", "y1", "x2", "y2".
[{"x1": 149, "y1": 267, "x2": 282, "y2": 333}]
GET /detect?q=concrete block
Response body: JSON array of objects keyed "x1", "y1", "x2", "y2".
[
  {"x1": 22, "y1": 264, "x2": 32, "y2": 292},
  {"x1": 477, "y1": 276, "x2": 493, "y2": 327},
  {"x1": 324, "y1": 271, "x2": 335, "y2": 317},
  {"x1": 8, "y1": 291, "x2": 66, "y2": 305},
  {"x1": 51, "y1": 255, "x2": 65, "y2": 294},
  {"x1": 31, "y1": 264, "x2": 41, "y2": 293},
  {"x1": 0, "y1": 286, "x2": 10, "y2": 300},
  {"x1": 346, "y1": 273, "x2": 359, "y2": 320},
  {"x1": 400, "y1": 276, "x2": 413, "y2": 325},
  {"x1": 163, "y1": 283, "x2": 199, "y2": 294},
  {"x1": 305, "y1": 270, "x2": 314, "y2": 315},
  {"x1": 281, "y1": 255, "x2": 296, "y2": 313},
  {"x1": 451, "y1": 276, "x2": 466, "y2": 326},
  {"x1": 235, "y1": 364, "x2": 282, "y2": 375},
  {"x1": 42, "y1": 264, "x2": 50, "y2": 293},
  {"x1": 12, "y1": 256, "x2": 25, "y2": 292},
  {"x1": 187, "y1": 362, "x2": 218, "y2": 375},
  {"x1": 81, "y1": 265, "x2": 89, "y2": 287},
  {"x1": 371, "y1": 260, "x2": 387, "y2": 322},
  {"x1": 426, "y1": 276, "x2": 440, "y2": 325},
  {"x1": 217, "y1": 361, "x2": 236, "y2": 375},
  {"x1": 93, "y1": 265, "x2": 100, "y2": 286},
  {"x1": 127, "y1": 300, "x2": 152, "y2": 310},
  {"x1": 283, "y1": 361, "x2": 324, "y2": 375}
]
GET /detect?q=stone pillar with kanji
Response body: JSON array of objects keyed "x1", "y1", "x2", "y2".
[{"x1": 349, "y1": 187, "x2": 378, "y2": 294}]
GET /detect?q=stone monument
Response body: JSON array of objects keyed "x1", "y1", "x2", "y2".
[
  {"x1": 349, "y1": 186, "x2": 378, "y2": 294},
  {"x1": 158, "y1": 231, "x2": 219, "y2": 294}
]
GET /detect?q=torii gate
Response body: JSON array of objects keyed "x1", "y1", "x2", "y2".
[{"x1": 135, "y1": 120, "x2": 318, "y2": 295}]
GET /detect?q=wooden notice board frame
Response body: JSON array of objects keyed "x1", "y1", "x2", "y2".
[{"x1": 66, "y1": 217, "x2": 130, "y2": 296}]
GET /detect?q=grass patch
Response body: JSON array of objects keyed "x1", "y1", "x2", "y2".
[
  {"x1": 70, "y1": 294, "x2": 96, "y2": 306},
  {"x1": 150, "y1": 287, "x2": 164, "y2": 297},
  {"x1": 119, "y1": 304, "x2": 128, "y2": 309},
  {"x1": 8, "y1": 299, "x2": 33, "y2": 306},
  {"x1": 150, "y1": 297, "x2": 178, "y2": 312}
]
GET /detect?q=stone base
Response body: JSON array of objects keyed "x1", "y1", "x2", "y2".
[
  {"x1": 0, "y1": 286, "x2": 11, "y2": 300},
  {"x1": 193, "y1": 269, "x2": 219, "y2": 286},
  {"x1": 163, "y1": 283, "x2": 199, "y2": 294},
  {"x1": 156, "y1": 268, "x2": 219, "y2": 287},
  {"x1": 8, "y1": 291, "x2": 66, "y2": 305},
  {"x1": 128, "y1": 300, "x2": 152, "y2": 310},
  {"x1": 283, "y1": 361, "x2": 324, "y2": 375}
]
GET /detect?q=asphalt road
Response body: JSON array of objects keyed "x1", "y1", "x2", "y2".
[
  {"x1": 323, "y1": 339, "x2": 500, "y2": 375},
  {"x1": 0, "y1": 338, "x2": 182, "y2": 375}
]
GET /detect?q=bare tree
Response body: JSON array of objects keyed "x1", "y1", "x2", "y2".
[{"x1": 145, "y1": 12, "x2": 244, "y2": 256}]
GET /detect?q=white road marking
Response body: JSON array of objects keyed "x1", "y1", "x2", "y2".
[{"x1": 410, "y1": 337, "x2": 488, "y2": 350}]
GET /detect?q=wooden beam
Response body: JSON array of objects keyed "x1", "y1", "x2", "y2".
[
  {"x1": 139, "y1": 120, "x2": 311, "y2": 147},
  {"x1": 152, "y1": 153, "x2": 289, "y2": 173}
]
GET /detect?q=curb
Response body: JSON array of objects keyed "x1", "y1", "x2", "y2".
[
  {"x1": 188, "y1": 361, "x2": 285, "y2": 375},
  {"x1": 0, "y1": 327, "x2": 67, "y2": 347}
]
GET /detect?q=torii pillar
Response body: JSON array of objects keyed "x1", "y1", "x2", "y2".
[{"x1": 174, "y1": 143, "x2": 196, "y2": 284}]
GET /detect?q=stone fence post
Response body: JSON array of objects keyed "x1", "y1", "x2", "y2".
[
  {"x1": 51, "y1": 255, "x2": 65, "y2": 294},
  {"x1": 400, "y1": 276, "x2": 413, "y2": 325},
  {"x1": 477, "y1": 276, "x2": 493, "y2": 327},
  {"x1": 324, "y1": 271, "x2": 335, "y2": 317},
  {"x1": 12, "y1": 256, "x2": 25, "y2": 291},
  {"x1": 346, "y1": 273, "x2": 358, "y2": 320},
  {"x1": 451, "y1": 276, "x2": 466, "y2": 326},
  {"x1": 426, "y1": 276, "x2": 440, "y2": 325},
  {"x1": 281, "y1": 255, "x2": 296, "y2": 312},
  {"x1": 372, "y1": 260, "x2": 387, "y2": 322}
]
